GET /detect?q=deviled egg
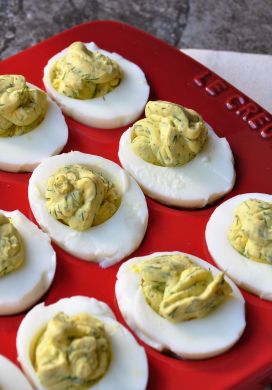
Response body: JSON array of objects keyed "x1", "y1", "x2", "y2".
[
  {"x1": 43, "y1": 41, "x2": 150, "y2": 129},
  {"x1": 206, "y1": 193, "x2": 272, "y2": 300},
  {"x1": 119, "y1": 100, "x2": 235, "y2": 208},
  {"x1": 0, "y1": 209, "x2": 56, "y2": 315},
  {"x1": 115, "y1": 251, "x2": 245, "y2": 359},
  {"x1": 17, "y1": 296, "x2": 148, "y2": 390},
  {"x1": 28, "y1": 151, "x2": 148, "y2": 267},
  {"x1": 0, "y1": 75, "x2": 68, "y2": 172},
  {"x1": 0, "y1": 354, "x2": 32, "y2": 390}
]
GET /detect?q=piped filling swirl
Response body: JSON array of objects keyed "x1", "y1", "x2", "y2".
[
  {"x1": 0, "y1": 75, "x2": 47, "y2": 137},
  {"x1": 131, "y1": 101, "x2": 208, "y2": 167},
  {"x1": 134, "y1": 254, "x2": 232, "y2": 322},
  {"x1": 46, "y1": 165, "x2": 121, "y2": 231}
]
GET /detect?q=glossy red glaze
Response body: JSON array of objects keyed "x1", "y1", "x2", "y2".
[{"x1": 0, "y1": 21, "x2": 272, "y2": 390}]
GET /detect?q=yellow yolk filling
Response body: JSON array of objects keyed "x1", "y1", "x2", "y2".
[
  {"x1": 34, "y1": 312, "x2": 111, "y2": 390},
  {"x1": 0, "y1": 213, "x2": 24, "y2": 277},
  {"x1": 228, "y1": 199, "x2": 272, "y2": 264},
  {"x1": 51, "y1": 42, "x2": 122, "y2": 99},
  {"x1": 0, "y1": 75, "x2": 47, "y2": 137},
  {"x1": 133, "y1": 254, "x2": 232, "y2": 322},
  {"x1": 131, "y1": 101, "x2": 208, "y2": 167},
  {"x1": 46, "y1": 164, "x2": 121, "y2": 231}
]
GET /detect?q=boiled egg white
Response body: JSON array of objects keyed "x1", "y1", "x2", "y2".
[
  {"x1": 16, "y1": 296, "x2": 148, "y2": 390},
  {"x1": 118, "y1": 124, "x2": 235, "y2": 208},
  {"x1": 206, "y1": 193, "x2": 272, "y2": 300},
  {"x1": 43, "y1": 42, "x2": 150, "y2": 129},
  {"x1": 0, "y1": 210, "x2": 56, "y2": 315},
  {"x1": 0, "y1": 354, "x2": 32, "y2": 390},
  {"x1": 0, "y1": 84, "x2": 68, "y2": 173},
  {"x1": 115, "y1": 251, "x2": 245, "y2": 360},
  {"x1": 28, "y1": 151, "x2": 148, "y2": 267}
]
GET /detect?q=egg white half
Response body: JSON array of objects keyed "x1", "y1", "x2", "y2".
[
  {"x1": 0, "y1": 210, "x2": 56, "y2": 315},
  {"x1": 0, "y1": 355, "x2": 32, "y2": 390},
  {"x1": 118, "y1": 124, "x2": 235, "y2": 208},
  {"x1": 43, "y1": 42, "x2": 150, "y2": 129},
  {"x1": 0, "y1": 84, "x2": 68, "y2": 173},
  {"x1": 16, "y1": 296, "x2": 148, "y2": 390},
  {"x1": 115, "y1": 251, "x2": 245, "y2": 360},
  {"x1": 206, "y1": 193, "x2": 272, "y2": 300},
  {"x1": 28, "y1": 151, "x2": 148, "y2": 267}
]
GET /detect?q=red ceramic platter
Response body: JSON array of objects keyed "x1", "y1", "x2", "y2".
[{"x1": 0, "y1": 20, "x2": 272, "y2": 389}]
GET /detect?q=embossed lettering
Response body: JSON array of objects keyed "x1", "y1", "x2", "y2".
[
  {"x1": 205, "y1": 79, "x2": 228, "y2": 96},
  {"x1": 194, "y1": 71, "x2": 212, "y2": 87},
  {"x1": 236, "y1": 103, "x2": 259, "y2": 121},
  {"x1": 261, "y1": 124, "x2": 272, "y2": 139},
  {"x1": 248, "y1": 112, "x2": 271, "y2": 130},
  {"x1": 225, "y1": 94, "x2": 246, "y2": 110},
  {"x1": 193, "y1": 70, "x2": 271, "y2": 141}
]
